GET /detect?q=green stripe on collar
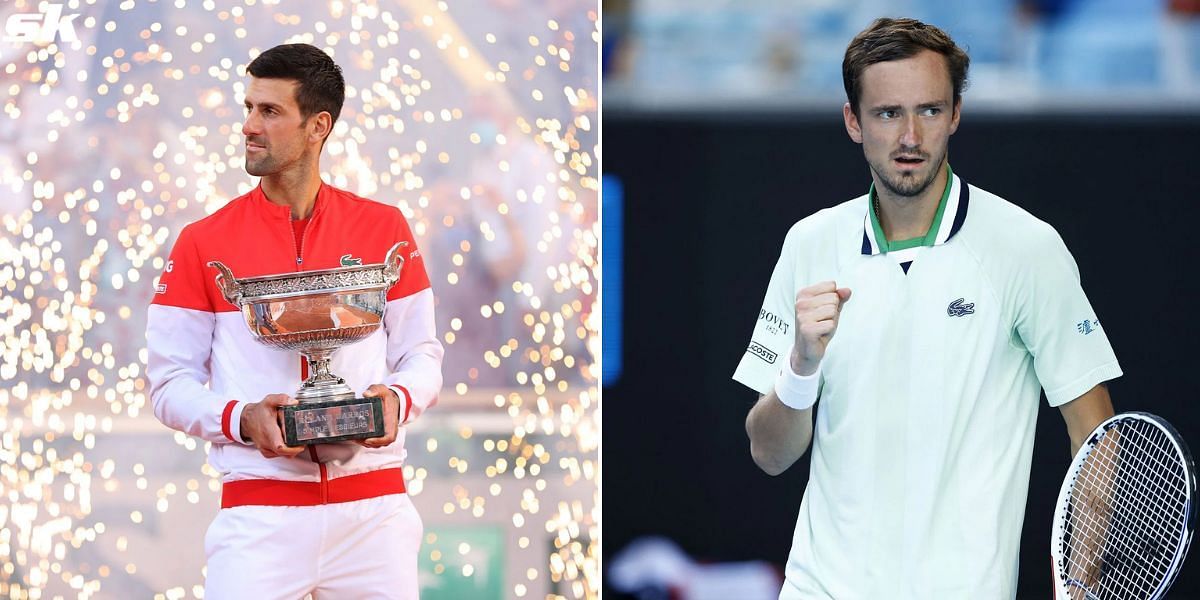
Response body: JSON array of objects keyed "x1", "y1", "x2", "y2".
[{"x1": 868, "y1": 164, "x2": 954, "y2": 254}]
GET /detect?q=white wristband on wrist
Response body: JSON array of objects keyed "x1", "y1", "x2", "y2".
[{"x1": 774, "y1": 356, "x2": 821, "y2": 411}]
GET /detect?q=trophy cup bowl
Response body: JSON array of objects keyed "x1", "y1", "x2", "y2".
[{"x1": 207, "y1": 242, "x2": 407, "y2": 446}]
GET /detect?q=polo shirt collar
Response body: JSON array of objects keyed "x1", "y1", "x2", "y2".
[{"x1": 861, "y1": 165, "x2": 969, "y2": 256}]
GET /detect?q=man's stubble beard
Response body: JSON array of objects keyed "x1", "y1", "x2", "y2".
[
  {"x1": 869, "y1": 146, "x2": 948, "y2": 199},
  {"x1": 245, "y1": 146, "x2": 310, "y2": 178},
  {"x1": 245, "y1": 121, "x2": 315, "y2": 177},
  {"x1": 245, "y1": 154, "x2": 275, "y2": 177}
]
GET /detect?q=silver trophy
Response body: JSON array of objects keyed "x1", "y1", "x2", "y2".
[{"x1": 207, "y1": 242, "x2": 406, "y2": 446}]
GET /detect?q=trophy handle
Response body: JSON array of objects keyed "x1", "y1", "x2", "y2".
[
  {"x1": 206, "y1": 261, "x2": 243, "y2": 306},
  {"x1": 382, "y1": 241, "x2": 408, "y2": 286}
]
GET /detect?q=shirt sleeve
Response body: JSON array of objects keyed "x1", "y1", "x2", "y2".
[
  {"x1": 1014, "y1": 224, "x2": 1122, "y2": 406},
  {"x1": 732, "y1": 226, "x2": 800, "y2": 395},
  {"x1": 381, "y1": 217, "x2": 444, "y2": 424},
  {"x1": 147, "y1": 226, "x2": 251, "y2": 445}
]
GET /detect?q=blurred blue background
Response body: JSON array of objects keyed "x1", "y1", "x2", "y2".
[{"x1": 604, "y1": 0, "x2": 1200, "y2": 110}]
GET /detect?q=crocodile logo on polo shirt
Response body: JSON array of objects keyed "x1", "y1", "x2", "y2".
[
  {"x1": 947, "y1": 298, "x2": 975, "y2": 317},
  {"x1": 340, "y1": 254, "x2": 362, "y2": 267}
]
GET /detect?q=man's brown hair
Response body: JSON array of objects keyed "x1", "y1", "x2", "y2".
[
  {"x1": 842, "y1": 18, "x2": 969, "y2": 117},
  {"x1": 247, "y1": 43, "x2": 345, "y2": 126}
]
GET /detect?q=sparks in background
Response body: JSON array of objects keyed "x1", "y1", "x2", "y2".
[{"x1": 0, "y1": 0, "x2": 598, "y2": 598}]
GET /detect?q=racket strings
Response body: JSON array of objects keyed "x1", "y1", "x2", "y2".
[
  {"x1": 1069, "y1": 425, "x2": 1184, "y2": 598},
  {"x1": 1088, "y1": 437, "x2": 1179, "y2": 595},
  {"x1": 1061, "y1": 421, "x2": 1188, "y2": 599},
  {"x1": 1093, "y1": 431, "x2": 1183, "y2": 569},
  {"x1": 1068, "y1": 439, "x2": 1148, "y2": 598},
  {"x1": 1064, "y1": 425, "x2": 1180, "y2": 598}
]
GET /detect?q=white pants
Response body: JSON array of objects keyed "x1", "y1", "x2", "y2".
[{"x1": 204, "y1": 494, "x2": 423, "y2": 599}]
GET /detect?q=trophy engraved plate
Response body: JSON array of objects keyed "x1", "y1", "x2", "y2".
[
  {"x1": 208, "y1": 242, "x2": 406, "y2": 446},
  {"x1": 283, "y1": 396, "x2": 385, "y2": 445}
]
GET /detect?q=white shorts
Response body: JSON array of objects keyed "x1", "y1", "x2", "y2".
[{"x1": 204, "y1": 493, "x2": 423, "y2": 599}]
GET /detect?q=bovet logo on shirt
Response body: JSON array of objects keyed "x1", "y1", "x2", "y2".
[
  {"x1": 947, "y1": 298, "x2": 975, "y2": 317},
  {"x1": 747, "y1": 342, "x2": 777, "y2": 365},
  {"x1": 758, "y1": 309, "x2": 790, "y2": 336}
]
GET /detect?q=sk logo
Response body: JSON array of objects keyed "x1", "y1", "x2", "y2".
[
  {"x1": 340, "y1": 254, "x2": 362, "y2": 267},
  {"x1": 4, "y1": 4, "x2": 80, "y2": 44},
  {"x1": 947, "y1": 298, "x2": 975, "y2": 317}
]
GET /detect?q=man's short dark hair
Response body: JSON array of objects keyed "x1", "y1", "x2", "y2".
[
  {"x1": 247, "y1": 43, "x2": 345, "y2": 125},
  {"x1": 842, "y1": 18, "x2": 969, "y2": 118}
]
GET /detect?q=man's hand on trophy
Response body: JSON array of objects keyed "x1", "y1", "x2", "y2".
[
  {"x1": 357, "y1": 384, "x2": 401, "y2": 449},
  {"x1": 241, "y1": 394, "x2": 306, "y2": 458}
]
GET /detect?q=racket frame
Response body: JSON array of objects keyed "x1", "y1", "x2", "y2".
[{"x1": 1050, "y1": 411, "x2": 1197, "y2": 600}]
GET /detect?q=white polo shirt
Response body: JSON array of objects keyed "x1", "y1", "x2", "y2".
[{"x1": 733, "y1": 170, "x2": 1122, "y2": 599}]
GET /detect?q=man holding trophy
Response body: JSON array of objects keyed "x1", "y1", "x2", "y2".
[{"x1": 146, "y1": 44, "x2": 443, "y2": 599}]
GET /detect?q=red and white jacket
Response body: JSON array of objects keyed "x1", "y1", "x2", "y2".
[{"x1": 147, "y1": 182, "x2": 443, "y2": 507}]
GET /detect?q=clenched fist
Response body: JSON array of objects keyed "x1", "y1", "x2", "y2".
[{"x1": 791, "y1": 281, "x2": 852, "y2": 376}]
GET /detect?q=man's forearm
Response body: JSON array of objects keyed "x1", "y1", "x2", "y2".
[
  {"x1": 746, "y1": 391, "x2": 814, "y2": 476},
  {"x1": 146, "y1": 305, "x2": 245, "y2": 444},
  {"x1": 1060, "y1": 383, "x2": 1115, "y2": 458}
]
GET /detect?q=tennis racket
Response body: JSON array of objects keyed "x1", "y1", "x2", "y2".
[{"x1": 1051, "y1": 412, "x2": 1197, "y2": 600}]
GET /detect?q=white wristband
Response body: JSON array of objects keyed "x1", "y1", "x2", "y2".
[{"x1": 773, "y1": 357, "x2": 821, "y2": 411}]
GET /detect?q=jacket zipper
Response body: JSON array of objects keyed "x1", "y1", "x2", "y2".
[
  {"x1": 288, "y1": 193, "x2": 319, "y2": 269},
  {"x1": 308, "y1": 446, "x2": 328, "y2": 504},
  {"x1": 296, "y1": 219, "x2": 308, "y2": 268},
  {"x1": 292, "y1": 200, "x2": 322, "y2": 486},
  {"x1": 290, "y1": 216, "x2": 306, "y2": 269}
]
